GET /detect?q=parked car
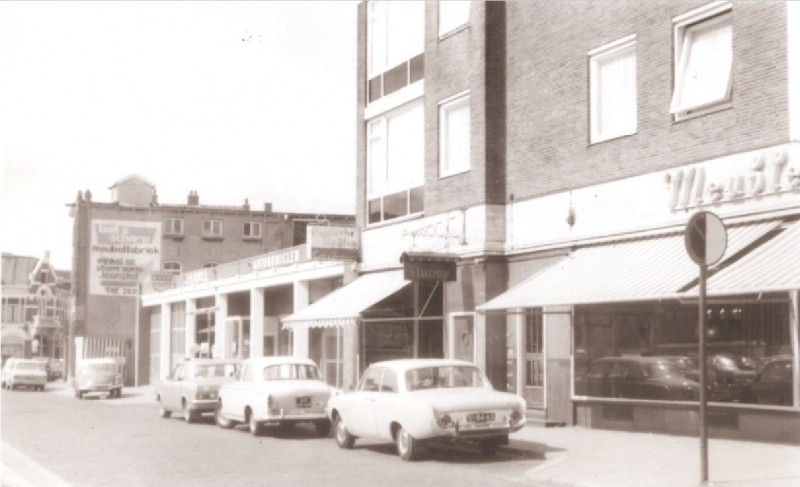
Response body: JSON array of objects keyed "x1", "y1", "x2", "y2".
[
  {"x1": 327, "y1": 359, "x2": 527, "y2": 461},
  {"x1": 741, "y1": 356, "x2": 794, "y2": 406},
  {"x1": 706, "y1": 354, "x2": 757, "y2": 402},
  {"x1": 1, "y1": 358, "x2": 47, "y2": 391},
  {"x1": 661, "y1": 356, "x2": 700, "y2": 382},
  {"x1": 579, "y1": 356, "x2": 699, "y2": 401},
  {"x1": 74, "y1": 358, "x2": 123, "y2": 399},
  {"x1": 215, "y1": 356, "x2": 333, "y2": 437},
  {"x1": 157, "y1": 359, "x2": 239, "y2": 422}
]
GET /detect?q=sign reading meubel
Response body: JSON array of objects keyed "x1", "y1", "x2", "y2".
[{"x1": 90, "y1": 220, "x2": 161, "y2": 296}]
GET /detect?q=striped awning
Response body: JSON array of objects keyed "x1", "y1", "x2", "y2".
[
  {"x1": 282, "y1": 270, "x2": 410, "y2": 329},
  {"x1": 478, "y1": 220, "x2": 782, "y2": 311},
  {"x1": 697, "y1": 219, "x2": 800, "y2": 296}
]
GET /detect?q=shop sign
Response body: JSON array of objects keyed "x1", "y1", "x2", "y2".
[
  {"x1": 401, "y1": 253, "x2": 457, "y2": 282},
  {"x1": 307, "y1": 225, "x2": 359, "y2": 261},
  {"x1": 89, "y1": 220, "x2": 161, "y2": 296},
  {"x1": 251, "y1": 246, "x2": 309, "y2": 271}
]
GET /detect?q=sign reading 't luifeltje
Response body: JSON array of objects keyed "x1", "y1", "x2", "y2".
[{"x1": 401, "y1": 253, "x2": 457, "y2": 281}]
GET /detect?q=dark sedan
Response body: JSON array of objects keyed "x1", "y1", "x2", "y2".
[
  {"x1": 741, "y1": 356, "x2": 794, "y2": 406},
  {"x1": 580, "y1": 356, "x2": 699, "y2": 401}
]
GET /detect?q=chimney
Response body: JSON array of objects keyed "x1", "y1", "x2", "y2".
[
  {"x1": 187, "y1": 190, "x2": 199, "y2": 206},
  {"x1": 264, "y1": 203, "x2": 272, "y2": 213}
]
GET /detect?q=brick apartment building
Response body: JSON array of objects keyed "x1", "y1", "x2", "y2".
[{"x1": 282, "y1": 1, "x2": 800, "y2": 443}]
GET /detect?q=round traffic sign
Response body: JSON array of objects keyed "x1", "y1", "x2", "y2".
[{"x1": 685, "y1": 211, "x2": 727, "y2": 266}]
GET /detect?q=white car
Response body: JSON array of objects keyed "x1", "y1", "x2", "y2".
[
  {"x1": 1, "y1": 358, "x2": 47, "y2": 391},
  {"x1": 327, "y1": 359, "x2": 527, "y2": 461},
  {"x1": 156, "y1": 359, "x2": 239, "y2": 423},
  {"x1": 215, "y1": 356, "x2": 333, "y2": 437}
]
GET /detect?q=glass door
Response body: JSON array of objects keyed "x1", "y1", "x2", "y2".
[{"x1": 524, "y1": 313, "x2": 544, "y2": 408}]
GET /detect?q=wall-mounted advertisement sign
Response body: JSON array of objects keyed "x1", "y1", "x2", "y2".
[
  {"x1": 307, "y1": 225, "x2": 359, "y2": 260},
  {"x1": 89, "y1": 220, "x2": 161, "y2": 296}
]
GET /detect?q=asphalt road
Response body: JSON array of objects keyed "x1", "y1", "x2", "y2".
[{"x1": 1, "y1": 384, "x2": 544, "y2": 487}]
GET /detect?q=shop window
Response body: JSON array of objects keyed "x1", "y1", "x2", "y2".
[
  {"x1": 163, "y1": 261, "x2": 182, "y2": 274},
  {"x1": 163, "y1": 218, "x2": 183, "y2": 236},
  {"x1": 439, "y1": 0, "x2": 470, "y2": 37},
  {"x1": 670, "y1": 2, "x2": 732, "y2": 120},
  {"x1": 573, "y1": 299, "x2": 794, "y2": 407},
  {"x1": 589, "y1": 35, "x2": 637, "y2": 143},
  {"x1": 367, "y1": 1, "x2": 425, "y2": 104},
  {"x1": 366, "y1": 101, "x2": 425, "y2": 224},
  {"x1": 202, "y1": 220, "x2": 223, "y2": 239},
  {"x1": 243, "y1": 221, "x2": 262, "y2": 240},
  {"x1": 439, "y1": 94, "x2": 471, "y2": 177}
]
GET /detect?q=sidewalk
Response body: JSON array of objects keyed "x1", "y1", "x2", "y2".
[{"x1": 508, "y1": 424, "x2": 800, "y2": 487}]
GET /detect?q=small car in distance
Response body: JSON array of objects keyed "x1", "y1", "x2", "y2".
[
  {"x1": 1, "y1": 358, "x2": 47, "y2": 391},
  {"x1": 327, "y1": 359, "x2": 527, "y2": 461},
  {"x1": 74, "y1": 358, "x2": 123, "y2": 399},
  {"x1": 215, "y1": 356, "x2": 333, "y2": 437},
  {"x1": 156, "y1": 359, "x2": 238, "y2": 422}
]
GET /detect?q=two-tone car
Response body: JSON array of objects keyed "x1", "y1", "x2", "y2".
[
  {"x1": 74, "y1": 357, "x2": 123, "y2": 399},
  {"x1": 327, "y1": 358, "x2": 527, "y2": 461},
  {"x1": 156, "y1": 359, "x2": 239, "y2": 422},
  {"x1": 1, "y1": 358, "x2": 47, "y2": 391},
  {"x1": 215, "y1": 356, "x2": 333, "y2": 437}
]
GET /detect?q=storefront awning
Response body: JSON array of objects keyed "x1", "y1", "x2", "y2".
[
  {"x1": 282, "y1": 270, "x2": 410, "y2": 329},
  {"x1": 478, "y1": 220, "x2": 782, "y2": 311},
  {"x1": 692, "y1": 219, "x2": 800, "y2": 296},
  {"x1": 1, "y1": 325, "x2": 29, "y2": 344}
]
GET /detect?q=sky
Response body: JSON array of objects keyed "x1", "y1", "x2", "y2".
[{"x1": 0, "y1": 1, "x2": 358, "y2": 270}]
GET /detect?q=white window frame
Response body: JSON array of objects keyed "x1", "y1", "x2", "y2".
[
  {"x1": 367, "y1": 0, "x2": 425, "y2": 77},
  {"x1": 589, "y1": 35, "x2": 637, "y2": 143},
  {"x1": 202, "y1": 220, "x2": 223, "y2": 237},
  {"x1": 163, "y1": 261, "x2": 182, "y2": 274},
  {"x1": 243, "y1": 221, "x2": 262, "y2": 239},
  {"x1": 670, "y1": 1, "x2": 733, "y2": 120},
  {"x1": 439, "y1": 92, "x2": 471, "y2": 177},
  {"x1": 163, "y1": 218, "x2": 184, "y2": 236},
  {"x1": 439, "y1": 1, "x2": 471, "y2": 37}
]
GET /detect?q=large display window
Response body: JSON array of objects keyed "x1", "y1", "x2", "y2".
[{"x1": 573, "y1": 296, "x2": 795, "y2": 407}]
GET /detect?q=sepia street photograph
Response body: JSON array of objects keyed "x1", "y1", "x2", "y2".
[{"x1": 1, "y1": 1, "x2": 800, "y2": 486}]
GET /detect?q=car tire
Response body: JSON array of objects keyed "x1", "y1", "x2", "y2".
[
  {"x1": 158, "y1": 402, "x2": 171, "y2": 418},
  {"x1": 248, "y1": 411, "x2": 263, "y2": 436},
  {"x1": 76, "y1": 390, "x2": 83, "y2": 399},
  {"x1": 315, "y1": 419, "x2": 332, "y2": 437},
  {"x1": 183, "y1": 401, "x2": 198, "y2": 424},
  {"x1": 334, "y1": 415, "x2": 355, "y2": 449},
  {"x1": 396, "y1": 426, "x2": 421, "y2": 461},
  {"x1": 215, "y1": 402, "x2": 235, "y2": 429},
  {"x1": 478, "y1": 439, "x2": 501, "y2": 457}
]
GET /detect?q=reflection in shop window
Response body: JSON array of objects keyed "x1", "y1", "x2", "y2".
[{"x1": 573, "y1": 298, "x2": 794, "y2": 407}]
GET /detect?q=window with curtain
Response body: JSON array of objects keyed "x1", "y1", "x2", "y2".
[
  {"x1": 439, "y1": 94, "x2": 471, "y2": 176},
  {"x1": 589, "y1": 35, "x2": 637, "y2": 143},
  {"x1": 671, "y1": 5, "x2": 732, "y2": 118},
  {"x1": 439, "y1": 0, "x2": 471, "y2": 36}
]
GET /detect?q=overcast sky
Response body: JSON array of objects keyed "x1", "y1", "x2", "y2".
[{"x1": 0, "y1": 1, "x2": 358, "y2": 270}]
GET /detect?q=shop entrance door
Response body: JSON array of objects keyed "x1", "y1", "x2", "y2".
[{"x1": 524, "y1": 313, "x2": 544, "y2": 408}]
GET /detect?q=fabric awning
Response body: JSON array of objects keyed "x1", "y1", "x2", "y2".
[
  {"x1": 695, "y1": 219, "x2": 800, "y2": 296},
  {"x1": 282, "y1": 270, "x2": 410, "y2": 329},
  {"x1": 478, "y1": 220, "x2": 782, "y2": 311},
  {"x1": 1, "y1": 325, "x2": 29, "y2": 344}
]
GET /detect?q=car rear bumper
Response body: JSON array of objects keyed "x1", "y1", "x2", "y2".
[
  {"x1": 188, "y1": 399, "x2": 218, "y2": 412},
  {"x1": 79, "y1": 384, "x2": 120, "y2": 393},
  {"x1": 260, "y1": 409, "x2": 328, "y2": 424}
]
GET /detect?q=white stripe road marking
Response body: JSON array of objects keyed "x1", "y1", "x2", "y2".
[{"x1": 1, "y1": 442, "x2": 72, "y2": 487}]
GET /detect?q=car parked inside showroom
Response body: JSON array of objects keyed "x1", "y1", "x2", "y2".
[
  {"x1": 74, "y1": 357, "x2": 123, "y2": 399},
  {"x1": 157, "y1": 358, "x2": 239, "y2": 423},
  {"x1": 327, "y1": 358, "x2": 527, "y2": 461},
  {"x1": 579, "y1": 356, "x2": 699, "y2": 401},
  {"x1": 740, "y1": 355, "x2": 794, "y2": 406},
  {"x1": 215, "y1": 356, "x2": 333, "y2": 437},
  {"x1": 1, "y1": 358, "x2": 47, "y2": 391}
]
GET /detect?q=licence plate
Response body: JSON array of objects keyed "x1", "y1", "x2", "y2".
[
  {"x1": 296, "y1": 397, "x2": 311, "y2": 408},
  {"x1": 467, "y1": 412, "x2": 495, "y2": 423}
]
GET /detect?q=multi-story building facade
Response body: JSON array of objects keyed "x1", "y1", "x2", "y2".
[
  {"x1": 282, "y1": 1, "x2": 800, "y2": 443},
  {"x1": 2, "y1": 252, "x2": 70, "y2": 363},
  {"x1": 69, "y1": 174, "x2": 354, "y2": 385}
]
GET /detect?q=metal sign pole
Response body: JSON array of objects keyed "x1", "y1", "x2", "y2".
[{"x1": 698, "y1": 263, "x2": 708, "y2": 484}]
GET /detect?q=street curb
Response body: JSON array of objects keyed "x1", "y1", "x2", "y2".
[{"x1": 1, "y1": 442, "x2": 72, "y2": 487}]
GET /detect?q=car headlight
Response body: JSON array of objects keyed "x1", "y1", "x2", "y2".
[
  {"x1": 510, "y1": 408, "x2": 523, "y2": 424},
  {"x1": 435, "y1": 411, "x2": 455, "y2": 429}
]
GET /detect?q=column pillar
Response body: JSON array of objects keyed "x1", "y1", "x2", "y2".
[
  {"x1": 214, "y1": 293, "x2": 230, "y2": 359},
  {"x1": 159, "y1": 303, "x2": 170, "y2": 381},
  {"x1": 293, "y1": 280, "x2": 310, "y2": 357},
  {"x1": 250, "y1": 288, "x2": 265, "y2": 358},
  {"x1": 185, "y1": 299, "x2": 196, "y2": 358}
]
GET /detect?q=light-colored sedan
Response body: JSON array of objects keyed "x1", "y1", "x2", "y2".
[
  {"x1": 74, "y1": 358, "x2": 123, "y2": 399},
  {"x1": 327, "y1": 359, "x2": 527, "y2": 461},
  {"x1": 1, "y1": 358, "x2": 47, "y2": 391},
  {"x1": 156, "y1": 359, "x2": 239, "y2": 423},
  {"x1": 215, "y1": 356, "x2": 333, "y2": 437}
]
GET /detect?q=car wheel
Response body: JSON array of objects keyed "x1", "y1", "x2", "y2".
[
  {"x1": 396, "y1": 426, "x2": 421, "y2": 461},
  {"x1": 158, "y1": 401, "x2": 171, "y2": 418},
  {"x1": 315, "y1": 419, "x2": 332, "y2": 437},
  {"x1": 76, "y1": 390, "x2": 83, "y2": 399},
  {"x1": 478, "y1": 439, "x2": 501, "y2": 457},
  {"x1": 215, "y1": 402, "x2": 235, "y2": 429},
  {"x1": 183, "y1": 401, "x2": 198, "y2": 424},
  {"x1": 334, "y1": 415, "x2": 355, "y2": 449},
  {"x1": 248, "y1": 411, "x2": 263, "y2": 436}
]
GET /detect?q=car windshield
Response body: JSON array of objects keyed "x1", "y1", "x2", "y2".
[
  {"x1": 86, "y1": 363, "x2": 118, "y2": 372},
  {"x1": 262, "y1": 364, "x2": 320, "y2": 381},
  {"x1": 193, "y1": 363, "x2": 236, "y2": 378},
  {"x1": 405, "y1": 366, "x2": 489, "y2": 391},
  {"x1": 644, "y1": 362, "x2": 682, "y2": 379},
  {"x1": 16, "y1": 362, "x2": 45, "y2": 371}
]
